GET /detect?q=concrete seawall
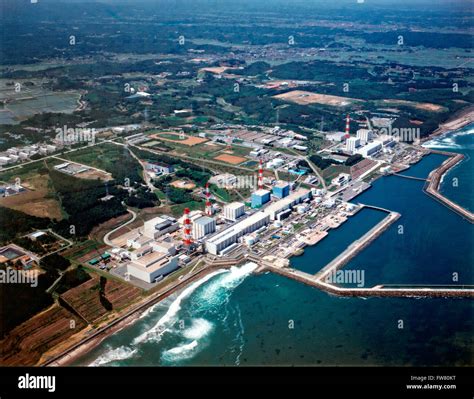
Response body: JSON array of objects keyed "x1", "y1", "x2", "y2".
[
  {"x1": 424, "y1": 150, "x2": 473, "y2": 223},
  {"x1": 261, "y1": 209, "x2": 473, "y2": 299}
]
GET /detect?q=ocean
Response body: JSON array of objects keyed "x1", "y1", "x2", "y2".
[{"x1": 75, "y1": 127, "x2": 473, "y2": 367}]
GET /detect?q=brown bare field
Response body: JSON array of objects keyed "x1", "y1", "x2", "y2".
[
  {"x1": 199, "y1": 66, "x2": 230, "y2": 74},
  {"x1": 0, "y1": 305, "x2": 86, "y2": 366},
  {"x1": 150, "y1": 132, "x2": 208, "y2": 146},
  {"x1": 264, "y1": 80, "x2": 299, "y2": 89},
  {"x1": 273, "y1": 90, "x2": 360, "y2": 107},
  {"x1": 170, "y1": 179, "x2": 196, "y2": 189},
  {"x1": 89, "y1": 212, "x2": 135, "y2": 243},
  {"x1": 60, "y1": 277, "x2": 142, "y2": 324},
  {"x1": 214, "y1": 154, "x2": 247, "y2": 165},
  {"x1": 0, "y1": 175, "x2": 63, "y2": 220},
  {"x1": 76, "y1": 168, "x2": 112, "y2": 181},
  {"x1": 381, "y1": 99, "x2": 446, "y2": 112}
]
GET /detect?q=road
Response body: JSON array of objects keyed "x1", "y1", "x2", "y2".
[
  {"x1": 52, "y1": 155, "x2": 112, "y2": 177},
  {"x1": 103, "y1": 208, "x2": 138, "y2": 247},
  {"x1": 122, "y1": 144, "x2": 156, "y2": 191},
  {"x1": 125, "y1": 142, "x2": 255, "y2": 173},
  {"x1": 0, "y1": 139, "x2": 117, "y2": 173}
]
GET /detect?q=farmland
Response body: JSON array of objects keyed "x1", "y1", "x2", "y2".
[
  {"x1": 274, "y1": 90, "x2": 362, "y2": 107},
  {"x1": 0, "y1": 304, "x2": 87, "y2": 366},
  {"x1": 0, "y1": 163, "x2": 63, "y2": 220},
  {"x1": 59, "y1": 276, "x2": 143, "y2": 324}
]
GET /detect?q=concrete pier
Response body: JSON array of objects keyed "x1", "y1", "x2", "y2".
[
  {"x1": 259, "y1": 209, "x2": 473, "y2": 299},
  {"x1": 424, "y1": 151, "x2": 473, "y2": 223},
  {"x1": 315, "y1": 210, "x2": 400, "y2": 282},
  {"x1": 390, "y1": 173, "x2": 428, "y2": 182}
]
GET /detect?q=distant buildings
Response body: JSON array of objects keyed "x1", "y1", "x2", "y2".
[
  {"x1": 209, "y1": 173, "x2": 237, "y2": 189},
  {"x1": 125, "y1": 133, "x2": 147, "y2": 144},
  {"x1": 0, "y1": 143, "x2": 57, "y2": 166},
  {"x1": 325, "y1": 132, "x2": 346, "y2": 142},
  {"x1": 331, "y1": 173, "x2": 351, "y2": 187},
  {"x1": 266, "y1": 158, "x2": 285, "y2": 169},
  {"x1": 145, "y1": 162, "x2": 174, "y2": 175},
  {"x1": 54, "y1": 162, "x2": 89, "y2": 175}
]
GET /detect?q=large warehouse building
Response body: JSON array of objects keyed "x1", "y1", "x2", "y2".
[
  {"x1": 265, "y1": 188, "x2": 312, "y2": 221},
  {"x1": 192, "y1": 216, "x2": 216, "y2": 240},
  {"x1": 206, "y1": 188, "x2": 312, "y2": 255},
  {"x1": 223, "y1": 202, "x2": 245, "y2": 221},
  {"x1": 205, "y1": 211, "x2": 270, "y2": 255}
]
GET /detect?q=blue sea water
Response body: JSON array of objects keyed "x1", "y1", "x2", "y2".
[
  {"x1": 423, "y1": 124, "x2": 474, "y2": 212},
  {"x1": 75, "y1": 128, "x2": 473, "y2": 367}
]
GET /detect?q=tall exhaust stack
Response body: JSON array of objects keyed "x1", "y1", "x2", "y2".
[
  {"x1": 258, "y1": 159, "x2": 264, "y2": 190},
  {"x1": 344, "y1": 114, "x2": 351, "y2": 139},
  {"x1": 205, "y1": 182, "x2": 213, "y2": 216},
  {"x1": 183, "y1": 208, "x2": 192, "y2": 247}
]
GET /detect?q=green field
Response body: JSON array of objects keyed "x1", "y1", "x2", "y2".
[{"x1": 61, "y1": 143, "x2": 143, "y2": 183}]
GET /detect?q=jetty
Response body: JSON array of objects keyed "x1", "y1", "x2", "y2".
[
  {"x1": 424, "y1": 150, "x2": 473, "y2": 223},
  {"x1": 257, "y1": 209, "x2": 474, "y2": 299}
]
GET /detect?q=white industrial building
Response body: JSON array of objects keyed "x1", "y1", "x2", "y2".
[
  {"x1": 206, "y1": 211, "x2": 270, "y2": 255},
  {"x1": 152, "y1": 238, "x2": 178, "y2": 255},
  {"x1": 127, "y1": 252, "x2": 179, "y2": 283},
  {"x1": 356, "y1": 129, "x2": 373, "y2": 144},
  {"x1": 143, "y1": 216, "x2": 179, "y2": 239},
  {"x1": 346, "y1": 137, "x2": 361, "y2": 154},
  {"x1": 331, "y1": 173, "x2": 351, "y2": 187},
  {"x1": 264, "y1": 188, "x2": 312, "y2": 221},
  {"x1": 266, "y1": 158, "x2": 285, "y2": 169},
  {"x1": 223, "y1": 202, "x2": 245, "y2": 221},
  {"x1": 209, "y1": 173, "x2": 237, "y2": 188},
  {"x1": 206, "y1": 188, "x2": 312, "y2": 255},
  {"x1": 356, "y1": 141, "x2": 382, "y2": 157},
  {"x1": 192, "y1": 216, "x2": 216, "y2": 240},
  {"x1": 325, "y1": 132, "x2": 347, "y2": 142}
]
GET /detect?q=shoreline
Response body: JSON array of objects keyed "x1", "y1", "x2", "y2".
[
  {"x1": 44, "y1": 128, "x2": 473, "y2": 367},
  {"x1": 43, "y1": 263, "x2": 231, "y2": 367},
  {"x1": 421, "y1": 105, "x2": 474, "y2": 143},
  {"x1": 424, "y1": 150, "x2": 473, "y2": 223}
]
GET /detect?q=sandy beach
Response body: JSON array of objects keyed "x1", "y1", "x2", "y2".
[{"x1": 422, "y1": 105, "x2": 474, "y2": 143}]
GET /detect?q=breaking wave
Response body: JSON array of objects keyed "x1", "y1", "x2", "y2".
[
  {"x1": 423, "y1": 126, "x2": 474, "y2": 150},
  {"x1": 89, "y1": 346, "x2": 137, "y2": 367},
  {"x1": 132, "y1": 269, "x2": 227, "y2": 345},
  {"x1": 87, "y1": 263, "x2": 257, "y2": 365}
]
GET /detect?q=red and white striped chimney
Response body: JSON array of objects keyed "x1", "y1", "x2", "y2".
[
  {"x1": 205, "y1": 182, "x2": 212, "y2": 216},
  {"x1": 183, "y1": 208, "x2": 192, "y2": 246},
  {"x1": 344, "y1": 114, "x2": 351, "y2": 139},
  {"x1": 258, "y1": 159, "x2": 264, "y2": 190}
]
